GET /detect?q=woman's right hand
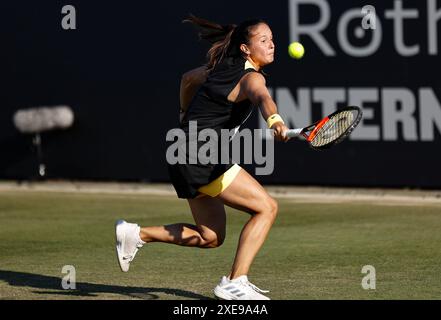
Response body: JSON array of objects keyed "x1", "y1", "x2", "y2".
[{"x1": 272, "y1": 122, "x2": 290, "y2": 142}]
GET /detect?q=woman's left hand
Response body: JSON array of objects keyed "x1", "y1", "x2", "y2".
[{"x1": 179, "y1": 109, "x2": 186, "y2": 123}]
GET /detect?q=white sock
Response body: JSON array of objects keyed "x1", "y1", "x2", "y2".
[{"x1": 135, "y1": 225, "x2": 146, "y2": 245}]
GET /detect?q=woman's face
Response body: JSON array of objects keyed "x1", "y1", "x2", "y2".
[{"x1": 243, "y1": 23, "x2": 275, "y2": 68}]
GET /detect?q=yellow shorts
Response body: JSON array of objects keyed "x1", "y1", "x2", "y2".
[{"x1": 197, "y1": 164, "x2": 242, "y2": 197}]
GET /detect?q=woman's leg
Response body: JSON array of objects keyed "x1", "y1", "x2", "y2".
[
  {"x1": 139, "y1": 196, "x2": 226, "y2": 248},
  {"x1": 216, "y1": 168, "x2": 278, "y2": 279}
]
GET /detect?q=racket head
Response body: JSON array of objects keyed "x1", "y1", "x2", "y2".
[{"x1": 304, "y1": 106, "x2": 362, "y2": 150}]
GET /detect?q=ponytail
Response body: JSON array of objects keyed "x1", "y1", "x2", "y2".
[
  {"x1": 183, "y1": 15, "x2": 268, "y2": 71},
  {"x1": 183, "y1": 15, "x2": 236, "y2": 71}
]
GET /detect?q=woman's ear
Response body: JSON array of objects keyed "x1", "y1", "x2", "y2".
[{"x1": 240, "y1": 44, "x2": 250, "y2": 55}]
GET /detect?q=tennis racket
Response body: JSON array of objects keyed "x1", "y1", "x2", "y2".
[{"x1": 285, "y1": 106, "x2": 362, "y2": 150}]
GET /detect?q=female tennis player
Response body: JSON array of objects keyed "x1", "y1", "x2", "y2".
[{"x1": 115, "y1": 15, "x2": 290, "y2": 300}]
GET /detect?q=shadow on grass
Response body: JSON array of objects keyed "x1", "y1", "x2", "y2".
[{"x1": 0, "y1": 270, "x2": 214, "y2": 300}]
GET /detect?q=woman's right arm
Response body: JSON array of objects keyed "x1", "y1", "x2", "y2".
[{"x1": 240, "y1": 72, "x2": 290, "y2": 142}]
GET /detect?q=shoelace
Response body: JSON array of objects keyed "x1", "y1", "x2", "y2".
[{"x1": 245, "y1": 280, "x2": 270, "y2": 294}]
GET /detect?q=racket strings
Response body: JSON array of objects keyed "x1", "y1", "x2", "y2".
[{"x1": 310, "y1": 110, "x2": 357, "y2": 147}]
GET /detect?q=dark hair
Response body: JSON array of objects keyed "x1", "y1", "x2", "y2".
[{"x1": 183, "y1": 15, "x2": 268, "y2": 71}]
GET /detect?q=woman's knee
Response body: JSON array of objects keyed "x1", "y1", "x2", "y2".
[
  {"x1": 257, "y1": 196, "x2": 278, "y2": 221},
  {"x1": 201, "y1": 230, "x2": 225, "y2": 248},
  {"x1": 268, "y1": 197, "x2": 279, "y2": 220}
]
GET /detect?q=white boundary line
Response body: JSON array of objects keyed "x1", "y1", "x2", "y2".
[{"x1": 1, "y1": 181, "x2": 441, "y2": 206}]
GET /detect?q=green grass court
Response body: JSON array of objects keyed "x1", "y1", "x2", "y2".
[{"x1": 1, "y1": 189, "x2": 440, "y2": 299}]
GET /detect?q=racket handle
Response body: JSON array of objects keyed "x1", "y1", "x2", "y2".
[{"x1": 285, "y1": 128, "x2": 303, "y2": 138}]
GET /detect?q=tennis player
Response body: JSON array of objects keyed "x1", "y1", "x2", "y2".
[{"x1": 116, "y1": 16, "x2": 289, "y2": 300}]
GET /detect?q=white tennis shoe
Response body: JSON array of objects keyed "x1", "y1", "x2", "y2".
[
  {"x1": 115, "y1": 219, "x2": 145, "y2": 272},
  {"x1": 214, "y1": 275, "x2": 270, "y2": 300}
]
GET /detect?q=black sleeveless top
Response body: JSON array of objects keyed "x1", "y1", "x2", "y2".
[
  {"x1": 182, "y1": 55, "x2": 260, "y2": 134},
  {"x1": 168, "y1": 55, "x2": 263, "y2": 199}
]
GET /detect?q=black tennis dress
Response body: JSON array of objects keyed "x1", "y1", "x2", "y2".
[{"x1": 167, "y1": 56, "x2": 263, "y2": 199}]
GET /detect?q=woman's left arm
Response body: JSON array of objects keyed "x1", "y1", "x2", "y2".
[{"x1": 179, "y1": 66, "x2": 209, "y2": 112}]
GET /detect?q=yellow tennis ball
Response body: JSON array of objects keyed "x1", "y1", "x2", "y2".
[{"x1": 288, "y1": 42, "x2": 305, "y2": 59}]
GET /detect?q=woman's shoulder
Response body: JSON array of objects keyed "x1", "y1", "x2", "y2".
[{"x1": 210, "y1": 56, "x2": 263, "y2": 77}]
